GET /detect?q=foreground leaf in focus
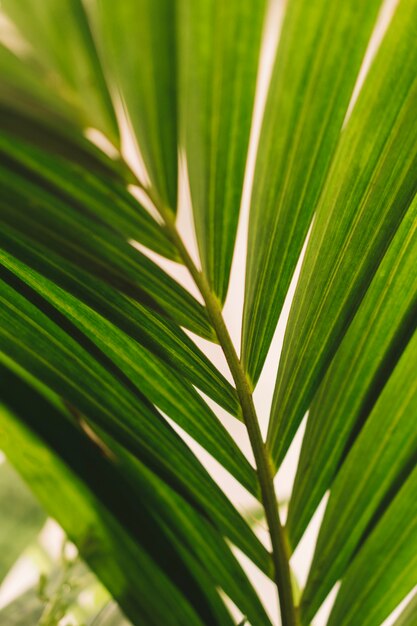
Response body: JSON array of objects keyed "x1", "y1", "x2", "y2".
[
  {"x1": 0, "y1": 277, "x2": 270, "y2": 575},
  {"x1": 0, "y1": 224, "x2": 238, "y2": 417},
  {"x1": 301, "y1": 320, "x2": 417, "y2": 620},
  {"x1": 287, "y1": 191, "x2": 417, "y2": 547},
  {"x1": 0, "y1": 245, "x2": 256, "y2": 494},
  {"x1": 268, "y1": 0, "x2": 417, "y2": 468},
  {"x1": 242, "y1": 0, "x2": 382, "y2": 385},
  {"x1": 326, "y1": 463, "x2": 417, "y2": 626},
  {"x1": 177, "y1": 0, "x2": 266, "y2": 302}
]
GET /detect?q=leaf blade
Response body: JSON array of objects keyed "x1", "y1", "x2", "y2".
[
  {"x1": 268, "y1": 0, "x2": 417, "y2": 468},
  {"x1": 177, "y1": 0, "x2": 266, "y2": 302},
  {"x1": 287, "y1": 191, "x2": 417, "y2": 548},
  {"x1": 242, "y1": 0, "x2": 383, "y2": 384},
  {"x1": 300, "y1": 321, "x2": 417, "y2": 621},
  {"x1": 1, "y1": 0, "x2": 119, "y2": 145},
  {"x1": 94, "y1": 0, "x2": 177, "y2": 209}
]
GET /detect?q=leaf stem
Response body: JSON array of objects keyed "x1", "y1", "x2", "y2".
[{"x1": 157, "y1": 205, "x2": 299, "y2": 626}]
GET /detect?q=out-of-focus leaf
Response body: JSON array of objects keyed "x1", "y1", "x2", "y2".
[
  {"x1": 0, "y1": 133, "x2": 178, "y2": 262},
  {"x1": 0, "y1": 224, "x2": 239, "y2": 417},
  {"x1": 0, "y1": 105, "x2": 131, "y2": 184},
  {"x1": 94, "y1": 0, "x2": 177, "y2": 209},
  {"x1": 0, "y1": 166, "x2": 215, "y2": 341},
  {"x1": 242, "y1": 0, "x2": 382, "y2": 385},
  {"x1": 0, "y1": 44, "x2": 75, "y2": 126},
  {"x1": 0, "y1": 245, "x2": 256, "y2": 495},
  {"x1": 0, "y1": 278, "x2": 271, "y2": 576},
  {"x1": 326, "y1": 464, "x2": 417, "y2": 626},
  {"x1": 268, "y1": 0, "x2": 417, "y2": 468},
  {"x1": 0, "y1": 368, "x2": 233, "y2": 626},
  {"x1": 177, "y1": 0, "x2": 266, "y2": 302},
  {"x1": 99, "y1": 430, "x2": 272, "y2": 626},
  {"x1": 1, "y1": 0, "x2": 119, "y2": 144},
  {"x1": 300, "y1": 321, "x2": 417, "y2": 621},
  {"x1": 287, "y1": 192, "x2": 417, "y2": 548},
  {"x1": 0, "y1": 462, "x2": 46, "y2": 584}
]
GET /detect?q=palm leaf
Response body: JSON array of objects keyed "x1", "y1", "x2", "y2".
[
  {"x1": 2, "y1": 1, "x2": 417, "y2": 625},
  {"x1": 267, "y1": 0, "x2": 417, "y2": 469},
  {"x1": 1, "y1": 0, "x2": 119, "y2": 145},
  {"x1": 242, "y1": 0, "x2": 383, "y2": 385},
  {"x1": 287, "y1": 190, "x2": 417, "y2": 548},
  {"x1": 326, "y1": 462, "x2": 417, "y2": 626},
  {"x1": 0, "y1": 369, "x2": 232, "y2": 626},
  {"x1": 0, "y1": 277, "x2": 270, "y2": 576},
  {"x1": 177, "y1": 0, "x2": 266, "y2": 302},
  {"x1": 92, "y1": 0, "x2": 177, "y2": 209}
]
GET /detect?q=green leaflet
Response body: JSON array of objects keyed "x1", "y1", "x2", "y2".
[
  {"x1": 326, "y1": 463, "x2": 417, "y2": 626},
  {"x1": 0, "y1": 224, "x2": 239, "y2": 417},
  {"x1": 1, "y1": 0, "x2": 119, "y2": 145},
  {"x1": 0, "y1": 462, "x2": 46, "y2": 584},
  {"x1": 0, "y1": 278, "x2": 271, "y2": 576},
  {"x1": 242, "y1": 0, "x2": 382, "y2": 385},
  {"x1": 99, "y1": 431, "x2": 272, "y2": 626},
  {"x1": 268, "y1": 0, "x2": 417, "y2": 469},
  {"x1": 177, "y1": 0, "x2": 266, "y2": 302},
  {"x1": 94, "y1": 0, "x2": 177, "y2": 210},
  {"x1": 0, "y1": 106, "x2": 131, "y2": 185},
  {"x1": 0, "y1": 370, "x2": 230, "y2": 626},
  {"x1": 0, "y1": 133, "x2": 178, "y2": 262},
  {"x1": 0, "y1": 167, "x2": 215, "y2": 341},
  {"x1": 0, "y1": 245, "x2": 255, "y2": 495},
  {"x1": 0, "y1": 44, "x2": 76, "y2": 127},
  {"x1": 300, "y1": 321, "x2": 417, "y2": 621},
  {"x1": 287, "y1": 192, "x2": 417, "y2": 548}
]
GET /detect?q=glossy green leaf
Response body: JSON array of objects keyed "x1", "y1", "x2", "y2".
[
  {"x1": 0, "y1": 223, "x2": 239, "y2": 417},
  {"x1": 0, "y1": 244, "x2": 255, "y2": 495},
  {"x1": 0, "y1": 369, "x2": 231, "y2": 626},
  {"x1": 0, "y1": 132, "x2": 178, "y2": 262},
  {"x1": 301, "y1": 321, "x2": 417, "y2": 621},
  {"x1": 327, "y1": 463, "x2": 417, "y2": 626},
  {"x1": 242, "y1": 0, "x2": 382, "y2": 385},
  {"x1": 94, "y1": 0, "x2": 177, "y2": 209},
  {"x1": 0, "y1": 462, "x2": 46, "y2": 584},
  {"x1": 1, "y1": 366, "x2": 270, "y2": 626},
  {"x1": 0, "y1": 165, "x2": 214, "y2": 341},
  {"x1": 101, "y1": 431, "x2": 272, "y2": 626},
  {"x1": 0, "y1": 44, "x2": 75, "y2": 126},
  {"x1": 268, "y1": 0, "x2": 417, "y2": 468},
  {"x1": 0, "y1": 105, "x2": 131, "y2": 184},
  {"x1": 177, "y1": 0, "x2": 266, "y2": 302},
  {"x1": 0, "y1": 277, "x2": 270, "y2": 576},
  {"x1": 1, "y1": 0, "x2": 119, "y2": 145},
  {"x1": 287, "y1": 192, "x2": 417, "y2": 548}
]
